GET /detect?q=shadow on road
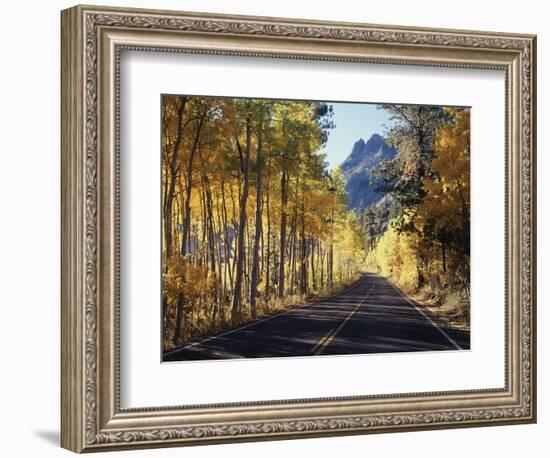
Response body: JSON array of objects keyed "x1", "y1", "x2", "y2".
[{"x1": 164, "y1": 272, "x2": 470, "y2": 362}]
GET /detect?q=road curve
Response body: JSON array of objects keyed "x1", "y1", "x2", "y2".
[{"x1": 163, "y1": 272, "x2": 470, "y2": 362}]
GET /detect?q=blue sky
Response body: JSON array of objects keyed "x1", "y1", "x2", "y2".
[{"x1": 322, "y1": 102, "x2": 393, "y2": 171}]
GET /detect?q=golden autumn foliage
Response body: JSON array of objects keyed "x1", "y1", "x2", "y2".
[
  {"x1": 365, "y1": 220, "x2": 419, "y2": 291},
  {"x1": 366, "y1": 108, "x2": 470, "y2": 328},
  {"x1": 417, "y1": 108, "x2": 470, "y2": 241},
  {"x1": 161, "y1": 97, "x2": 471, "y2": 348},
  {"x1": 162, "y1": 96, "x2": 364, "y2": 349}
]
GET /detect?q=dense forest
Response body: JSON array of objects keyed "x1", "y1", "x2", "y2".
[
  {"x1": 362, "y1": 106, "x2": 470, "y2": 326},
  {"x1": 162, "y1": 96, "x2": 365, "y2": 350},
  {"x1": 161, "y1": 96, "x2": 471, "y2": 351}
]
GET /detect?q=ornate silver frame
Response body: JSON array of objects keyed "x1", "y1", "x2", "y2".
[{"x1": 61, "y1": 4, "x2": 537, "y2": 453}]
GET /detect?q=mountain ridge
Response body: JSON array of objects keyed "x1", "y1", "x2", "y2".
[{"x1": 340, "y1": 133, "x2": 396, "y2": 210}]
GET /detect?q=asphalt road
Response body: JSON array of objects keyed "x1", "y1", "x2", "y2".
[{"x1": 163, "y1": 272, "x2": 470, "y2": 362}]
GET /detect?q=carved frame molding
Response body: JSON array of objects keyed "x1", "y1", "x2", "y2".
[{"x1": 61, "y1": 5, "x2": 536, "y2": 452}]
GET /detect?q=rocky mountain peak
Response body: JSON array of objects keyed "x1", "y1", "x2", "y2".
[
  {"x1": 340, "y1": 133, "x2": 396, "y2": 210},
  {"x1": 341, "y1": 134, "x2": 396, "y2": 180}
]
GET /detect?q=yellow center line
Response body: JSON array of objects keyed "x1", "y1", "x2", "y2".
[{"x1": 311, "y1": 279, "x2": 376, "y2": 356}]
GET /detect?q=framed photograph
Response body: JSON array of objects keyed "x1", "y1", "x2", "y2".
[{"x1": 61, "y1": 4, "x2": 537, "y2": 453}]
